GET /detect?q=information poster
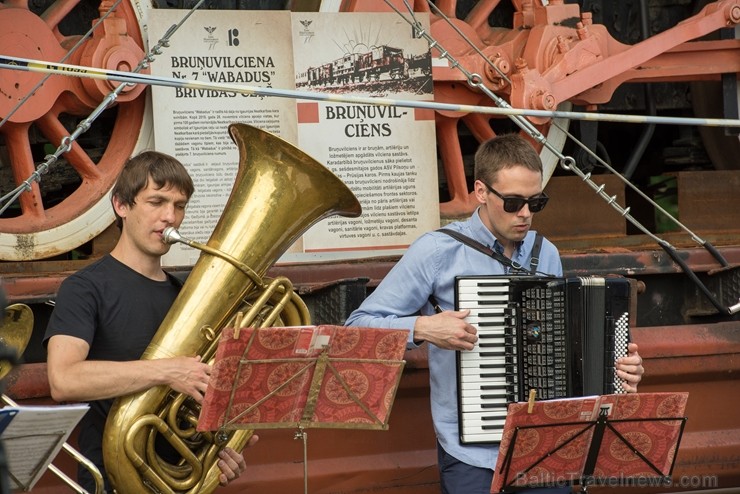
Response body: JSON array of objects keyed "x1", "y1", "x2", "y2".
[
  {"x1": 149, "y1": 10, "x2": 297, "y2": 266},
  {"x1": 292, "y1": 12, "x2": 439, "y2": 256},
  {"x1": 148, "y1": 10, "x2": 438, "y2": 266}
]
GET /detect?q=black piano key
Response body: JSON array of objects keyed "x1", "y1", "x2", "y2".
[
  {"x1": 480, "y1": 384, "x2": 515, "y2": 391},
  {"x1": 481, "y1": 403, "x2": 508, "y2": 410},
  {"x1": 481, "y1": 392, "x2": 509, "y2": 400}
]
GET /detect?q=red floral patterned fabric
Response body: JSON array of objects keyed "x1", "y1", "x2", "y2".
[
  {"x1": 198, "y1": 325, "x2": 409, "y2": 432},
  {"x1": 491, "y1": 392, "x2": 689, "y2": 493}
]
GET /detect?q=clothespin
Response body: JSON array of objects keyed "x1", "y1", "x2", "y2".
[
  {"x1": 527, "y1": 389, "x2": 536, "y2": 413},
  {"x1": 233, "y1": 312, "x2": 244, "y2": 339}
]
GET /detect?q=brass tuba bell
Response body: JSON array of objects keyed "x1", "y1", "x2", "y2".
[
  {"x1": 0, "y1": 304, "x2": 33, "y2": 382},
  {"x1": 102, "y1": 123, "x2": 362, "y2": 493}
]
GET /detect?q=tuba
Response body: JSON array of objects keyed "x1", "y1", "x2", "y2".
[{"x1": 102, "y1": 123, "x2": 362, "y2": 493}]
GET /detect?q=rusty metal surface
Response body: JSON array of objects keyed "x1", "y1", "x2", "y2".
[
  {"x1": 676, "y1": 171, "x2": 740, "y2": 232},
  {"x1": 2, "y1": 275, "x2": 68, "y2": 304},
  {"x1": 536, "y1": 175, "x2": 627, "y2": 239},
  {"x1": 560, "y1": 244, "x2": 740, "y2": 277},
  {"x1": 270, "y1": 243, "x2": 740, "y2": 288},
  {"x1": 4, "y1": 241, "x2": 739, "y2": 305},
  {"x1": 4, "y1": 362, "x2": 49, "y2": 400}
]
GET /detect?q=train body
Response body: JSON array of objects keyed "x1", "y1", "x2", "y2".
[{"x1": 301, "y1": 45, "x2": 411, "y2": 87}]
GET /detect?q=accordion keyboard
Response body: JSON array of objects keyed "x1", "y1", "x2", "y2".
[{"x1": 455, "y1": 275, "x2": 631, "y2": 444}]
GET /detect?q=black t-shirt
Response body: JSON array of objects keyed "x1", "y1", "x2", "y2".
[{"x1": 44, "y1": 255, "x2": 181, "y2": 492}]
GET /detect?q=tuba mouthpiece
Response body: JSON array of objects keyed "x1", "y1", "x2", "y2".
[{"x1": 162, "y1": 227, "x2": 183, "y2": 245}]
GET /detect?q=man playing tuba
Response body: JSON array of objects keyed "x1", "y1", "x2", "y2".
[{"x1": 44, "y1": 151, "x2": 258, "y2": 492}]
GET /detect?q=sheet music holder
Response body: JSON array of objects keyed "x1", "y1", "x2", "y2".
[
  {"x1": 0, "y1": 403, "x2": 89, "y2": 491},
  {"x1": 198, "y1": 325, "x2": 409, "y2": 493},
  {"x1": 491, "y1": 392, "x2": 688, "y2": 493}
]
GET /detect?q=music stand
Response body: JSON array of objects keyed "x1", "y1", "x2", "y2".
[
  {"x1": 491, "y1": 392, "x2": 689, "y2": 493},
  {"x1": 198, "y1": 325, "x2": 409, "y2": 494},
  {"x1": 0, "y1": 403, "x2": 89, "y2": 492}
]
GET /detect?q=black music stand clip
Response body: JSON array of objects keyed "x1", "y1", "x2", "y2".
[{"x1": 491, "y1": 393, "x2": 689, "y2": 494}]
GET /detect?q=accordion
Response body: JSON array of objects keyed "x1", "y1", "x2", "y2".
[{"x1": 455, "y1": 275, "x2": 632, "y2": 444}]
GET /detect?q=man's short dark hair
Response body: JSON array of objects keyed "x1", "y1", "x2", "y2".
[
  {"x1": 111, "y1": 151, "x2": 194, "y2": 229},
  {"x1": 474, "y1": 134, "x2": 543, "y2": 185}
]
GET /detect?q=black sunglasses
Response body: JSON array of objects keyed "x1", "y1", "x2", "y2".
[{"x1": 482, "y1": 182, "x2": 549, "y2": 213}]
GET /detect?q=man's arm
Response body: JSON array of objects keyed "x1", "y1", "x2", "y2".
[
  {"x1": 47, "y1": 334, "x2": 212, "y2": 403},
  {"x1": 347, "y1": 233, "x2": 479, "y2": 350},
  {"x1": 346, "y1": 234, "x2": 443, "y2": 333}
]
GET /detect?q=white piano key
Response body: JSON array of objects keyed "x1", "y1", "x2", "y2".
[
  {"x1": 458, "y1": 357, "x2": 509, "y2": 368},
  {"x1": 460, "y1": 349, "x2": 511, "y2": 361},
  {"x1": 464, "y1": 315, "x2": 506, "y2": 324},
  {"x1": 460, "y1": 410, "x2": 509, "y2": 421},
  {"x1": 459, "y1": 382, "x2": 514, "y2": 392},
  {"x1": 473, "y1": 336, "x2": 509, "y2": 344},
  {"x1": 461, "y1": 433, "x2": 503, "y2": 443},
  {"x1": 461, "y1": 417, "x2": 508, "y2": 430},
  {"x1": 460, "y1": 392, "x2": 511, "y2": 402},
  {"x1": 459, "y1": 380, "x2": 509, "y2": 389},
  {"x1": 460, "y1": 308, "x2": 507, "y2": 316},
  {"x1": 460, "y1": 395, "x2": 509, "y2": 407},
  {"x1": 458, "y1": 298, "x2": 509, "y2": 307}
]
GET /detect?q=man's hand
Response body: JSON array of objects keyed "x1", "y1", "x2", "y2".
[
  {"x1": 414, "y1": 310, "x2": 477, "y2": 351},
  {"x1": 217, "y1": 435, "x2": 260, "y2": 486},
  {"x1": 616, "y1": 342, "x2": 644, "y2": 393}
]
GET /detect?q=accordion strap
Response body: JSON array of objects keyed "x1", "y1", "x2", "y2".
[
  {"x1": 436, "y1": 228, "x2": 541, "y2": 275},
  {"x1": 425, "y1": 229, "x2": 543, "y2": 315},
  {"x1": 531, "y1": 232, "x2": 543, "y2": 272}
]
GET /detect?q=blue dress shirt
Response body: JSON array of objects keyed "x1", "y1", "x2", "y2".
[{"x1": 345, "y1": 208, "x2": 562, "y2": 470}]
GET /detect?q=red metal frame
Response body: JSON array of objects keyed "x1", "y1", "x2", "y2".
[
  {"x1": 341, "y1": 0, "x2": 740, "y2": 216},
  {"x1": 2, "y1": 1, "x2": 740, "y2": 492}
]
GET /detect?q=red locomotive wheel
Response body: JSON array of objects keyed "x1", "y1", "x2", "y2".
[{"x1": 0, "y1": 0, "x2": 153, "y2": 260}]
